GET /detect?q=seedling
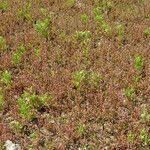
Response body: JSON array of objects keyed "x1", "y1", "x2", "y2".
[
  {"x1": 75, "y1": 31, "x2": 91, "y2": 45},
  {"x1": 134, "y1": 56, "x2": 144, "y2": 72},
  {"x1": 90, "y1": 72, "x2": 102, "y2": 88},
  {"x1": 144, "y1": 27, "x2": 150, "y2": 37},
  {"x1": 94, "y1": 15, "x2": 104, "y2": 24},
  {"x1": 0, "y1": 89, "x2": 4, "y2": 111},
  {"x1": 38, "y1": 93, "x2": 52, "y2": 106},
  {"x1": 34, "y1": 47, "x2": 40, "y2": 58},
  {"x1": 140, "y1": 104, "x2": 150, "y2": 122},
  {"x1": 17, "y1": 87, "x2": 36, "y2": 120},
  {"x1": 35, "y1": 16, "x2": 51, "y2": 39},
  {"x1": 116, "y1": 24, "x2": 125, "y2": 41},
  {"x1": 18, "y1": 1, "x2": 32, "y2": 21},
  {"x1": 127, "y1": 131, "x2": 135, "y2": 144},
  {"x1": 1, "y1": 70, "x2": 12, "y2": 87},
  {"x1": 0, "y1": 1, "x2": 8, "y2": 11},
  {"x1": 124, "y1": 87, "x2": 135, "y2": 100},
  {"x1": 101, "y1": 22, "x2": 112, "y2": 34},
  {"x1": 140, "y1": 128, "x2": 149, "y2": 146},
  {"x1": 81, "y1": 14, "x2": 89, "y2": 24},
  {"x1": 73, "y1": 70, "x2": 86, "y2": 90},
  {"x1": 77, "y1": 122, "x2": 86, "y2": 136},
  {"x1": 66, "y1": 0, "x2": 76, "y2": 7},
  {"x1": 12, "y1": 44, "x2": 26, "y2": 65},
  {"x1": 10, "y1": 120, "x2": 23, "y2": 131},
  {"x1": 0, "y1": 36, "x2": 7, "y2": 50}
]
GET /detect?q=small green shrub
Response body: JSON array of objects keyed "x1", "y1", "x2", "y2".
[
  {"x1": 134, "y1": 56, "x2": 144, "y2": 72},
  {"x1": 140, "y1": 104, "x2": 150, "y2": 122},
  {"x1": 35, "y1": 16, "x2": 51, "y2": 39},
  {"x1": 10, "y1": 120, "x2": 23, "y2": 131},
  {"x1": 17, "y1": 88, "x2": 36, "y2": 120},
  {"x1": 0, "y1": 89, "x2": 4, "y2": 111},
  {"x1": 0, "y1": 1, "x2": 8, "y2": 11},
  {"x1": 144, "y1": 27, "x2": 150, "y2": 37},
  {"x1": 101, "y1": 22, "x2": 111, "y2": 34},
  {"x1": 1, "y1": 70, "x2": 12, "y2": 86},
  {"x1": 73, "y1": 70, "x2": 86, "y2": 90},
  {"x1": 66, "y1": 0, "x2": 76, "y2": 7},
  {"x1": 75, "y1": 31, "x2": 91, "y2": 44},
  {"x1": 127, "y1": 131, "x2": 135, "y2": 144},
  {"x1": 18, "y1": 87, "x2": 52, "y2": 120},
  {"x1": 116, "y1": 24, "x2": 125, "y2": 40},
  {"x1": 140, "y1": 128, "x2": 149, "y2": 146},
  {"x1": 17, "y1": 1, "x2": 32, "y2": 21},
  {"x1": 81, "y1": 14, "x2": 89, "y2": 24},
  {"x1": 0, "y1": 36, "x2": 7, "y2": 50},
  {"x1": 89, "y1": 72, "x2": 102, "y2": 88},
  {"x1": 124, "y1": 87, "x2": 135, "y2": 100},
  {"x1": 12, "y1": 44, "x2": 26, "y2": 65},
  {"x1": 77, "y1": 122, "x2": 86, "y2": 136},
  {"x1": 34, "y1": 47, "x2": 40, "y2": 58},
  {"x1": 38, "y1": 93, "x2": 52, "y2": 106}
]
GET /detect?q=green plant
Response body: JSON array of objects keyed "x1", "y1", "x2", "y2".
[
  {"x1": 66, "y1": 0, "x2": 76, "y2": 7},
  {"x1": 75, "y1": 31, "x2": 91, "y2": 44},
  {"x1": 144, "y1": 27, "x2": 150, "y2": 37},
  {"x1": 0, "y1": 89, "x2": 4, "y2": 111},
  {"x1": 90, "y1": 72, "x2": 102, "y2": 88},
  {"x1": 17, "y1": 88, "x2": 36, "y2": 120},
  {"x1": 127, "y1": 131, "x2": 135, "y2": 144},
  {"x1": 12, "y1": 44, "x2": 26, "y2": 65},
  {"x1": 38, "y1": 93, "x2": 52, "y2": 106},
  {"x1": 0, "y1": 36, "x2": 7, "y2": 50},
  {"x1": 0, "y1": 1, "x2": 8, "y2": 11},
  {"x1": 77, "y1": 122, "x2": 86, "y2": 136},
  {"x1": 124, "y1": 87, "x2": 135, "y2": 99},
  {"x1": 35, "y1": 16, "x2": 51, "y2": 39},
  {"x1": 101, "y1": 22, "x2": 111, "y2": 34},
  {"x1": 34, "y1": 47, "x2": 40, "y2": 58},
  {"x1": 140, "y1": 128, "x2": 149, "y2": 146},
  {"x1": 18, "y1": 1, "x2": 32, "y2": 21},
  {"x1": 116, "y1": 24, "x2": 125, "y2": 40},
  {"x1": 134, "y1": 56, "x2": 144, "y2": 72},
  {"x1": 73, "y1": 70, "x2": 86, "y2": 90},
  {"x1": 81, "y1": 14, "x2": 89, "y2": 24},
  {"x1": 101, "y1": 0, "x2": 113, "y2": 12},
  {"x1": 1, "y1": 70, "x2": 12, "y2": 86},
  {"x1": 140, "y1": 104, "x2": 150, "y2": 122},
  {"x1": 10, "y1": 120, "x2": 23, "y2": 131},
  {"x1": 94, "y1": 14, "x2": 104, "y2": 24}
]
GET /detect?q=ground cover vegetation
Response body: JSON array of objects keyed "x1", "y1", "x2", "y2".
[{"x1": 0, "y1": 0, "x2": 150, "y2": 149}]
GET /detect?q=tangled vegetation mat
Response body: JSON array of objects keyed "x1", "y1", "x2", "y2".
[{"x1": 0, "y1": 0, "x2": 150, "y2": 149}]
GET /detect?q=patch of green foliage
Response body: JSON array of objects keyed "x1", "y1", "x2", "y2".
[
  {"x1": 140, "y1": 128, "x2": 149, "y2": 146},
  {"x1": 144, "y1": 27, "x2": 150, "y2": 37},
  {"x1": 134, "y1": 56, "x2": 144, "y2": 72},
  {"x1": 81, "y1": 14, "x2": 89, "y2": 24},
  {"x1": 35, "y1": 16, "x2": 51, "y2": 39},
  {"x1": 77, "y1": 122, "x2": 86, "y2": 136},
  {"x1": 0, "y1": 1, "x2": 8, "y2": 11},
  {"x1": 18, "y1": 1, "x2": 32, "y2": 21},
  {"x1": 124, "y1": 87, "x2": 135, "y2": 100},
  {"x1": 18, "y1": 87, "x2": 52, "y2": 120},
  {"x1": 73, "y1": 70, "x2": 86, "y2": 90},
  {"x1": 75, "y1": 31, "x2": 91, "y2": 44},
  {"x1": 1, "y1": 70, "x2": 12, "y2": 87},
  {"x1": 12, "y1": 44, "x2": 26, "y2": 65},
  {"x1": 0, "y1": 36, "x2": 7, "y2": 50},
  {"x1": 0, "y1": 89, "x2": 4, "y2": 111},
  {"x1": 66, "y1": 0, "x2": 76, "y2": 7},
  {"x1": 89, "y1": 72, "x2": 102, "y2": 88}
]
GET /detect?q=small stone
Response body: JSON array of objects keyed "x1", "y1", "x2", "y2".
[{"x1": 5, "y1": 140, "x2": 22, "y2": 150}]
